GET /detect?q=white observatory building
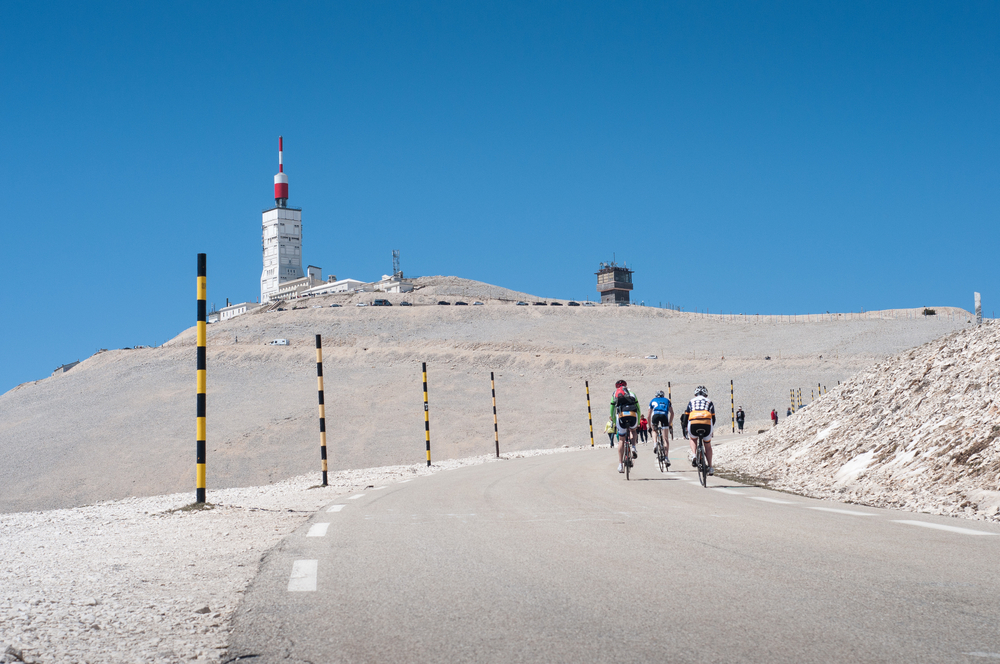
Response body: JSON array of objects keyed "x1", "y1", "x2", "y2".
[{"x1": 260, "y1": 136, "x2": 304, "y2": 302}]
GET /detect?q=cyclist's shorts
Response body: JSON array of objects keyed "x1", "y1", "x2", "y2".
[
  {"x1": 650, "y1": 413, "x2": 669, "y2": 429},
  {"x1": 616, "y1": 413, "x2": 638, "y2": 435},
  {"x1": 688, "y1": 422, "x2": 713, "y2": 442}
]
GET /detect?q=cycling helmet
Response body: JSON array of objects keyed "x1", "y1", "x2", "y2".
[
  {"x1": 655, "y1": 390, "x2": 665, "y2": 398},
  {"x1": 615, "y1": 379, "x2": 627, "y2": 387},
  {"x1": 694, "y1": 385, "x2": 708, "y2": 397}
]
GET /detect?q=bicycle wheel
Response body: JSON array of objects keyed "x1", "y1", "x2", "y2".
[
  {"x1": 697, "y1": 440, "x2": 708, "y2": 487},
  {"x1": 656, "y1": 437, "x2": 666, "y2": 472}
]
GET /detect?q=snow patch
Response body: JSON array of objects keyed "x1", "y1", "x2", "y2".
[{"x1": 833, "y1": 451, "x2": 875, "y2": 486}]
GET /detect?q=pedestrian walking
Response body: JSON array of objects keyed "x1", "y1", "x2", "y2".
[
  {"x1": 771, "y1": 409, "x2": 778, "y2": 427},
  {"x1": 604, "y1": 419, "x2": 615, "y2": 448},
  {"x1": 735, "y1": 407, "x2": 745, "y2": 434}
]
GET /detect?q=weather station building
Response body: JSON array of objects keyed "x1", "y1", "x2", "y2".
[
  {"x1": 596, "y1": 261, "x2": 634, "y2": 304},
  {"x1": 260, "y1": 137, "x2": 313, "y2": 303}
]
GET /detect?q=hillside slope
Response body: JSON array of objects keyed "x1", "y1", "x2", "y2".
[
  {"x1": 718, "y1": 321, "x2": 1000, "y2": 522},
  {"x1": 0, "y1": 276, "x2": 971, "y2": 513}
]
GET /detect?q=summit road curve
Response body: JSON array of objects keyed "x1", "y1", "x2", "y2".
[{"x1": 228, "y1": 442, "x2": 1000, "y2": 663}]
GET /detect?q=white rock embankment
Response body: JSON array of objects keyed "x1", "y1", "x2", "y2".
[
  {"x1": 0, "y1": 449, "x2": 575, "y2": 664},
  {"x1": 718, "y1": 322, "x2": 1000, "y2": 521}
]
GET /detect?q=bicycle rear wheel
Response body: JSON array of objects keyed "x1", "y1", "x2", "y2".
[
  {"x1": 656, "y1": 437, "x2": 666, "y2": 472},
  {"x1": 625, "y1": 454, "x2": 631, "y2": 480},
  {"x1": 697, "y1": 439, "x2": 708, "y2": 487}
]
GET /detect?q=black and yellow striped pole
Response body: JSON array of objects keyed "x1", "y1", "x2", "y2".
[
  {"x1": 797, "y1": 388, "x2": 802, "y2": 410},
  {"x1": 667, "y1": 381, "x2": 671, "y2": 401},
  {"x1": 316, "y1": 334, "x2": 328, "y2": 486},
  {"x1": 730, "y1": 380, "x2": 735, "y2": 433},
  {"x1": 585, "y1": 380, "x2": 594, "y2": 447},
  {"x1": 789, "y1": 388, "x2": 794, "y2": 413},
  {"x1": 491, "y1": 371, "x2": 500, "y2": 457},
  {"x1": 196, "y1": 253, "x2": 207, "y2": 504},
  {"x1": 818, "y1": 383, "x2": 822, "y2": 401},
  {"x1": 422, "y1": 362, "x2": 431, "y2": 466}
]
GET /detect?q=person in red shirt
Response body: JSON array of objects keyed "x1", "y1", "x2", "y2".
[
  {"x1": 771, "y1": 409, "x2": 778, "y2": 426},
  {"x1": 638, "y1": 415, "x2": 649, "y2": 443}
]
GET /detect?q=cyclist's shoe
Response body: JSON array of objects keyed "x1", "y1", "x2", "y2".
[
  {"x1": 631, "y1": 446, "x2": 638, "y2": 459},
  {"x1": 618, "y1": 463, "x2": 624, "y2": 473},
  {"x1": 707, "y1": 466, "x2": 714, "y2": 476},
  {"x1": 691, "y1": 457, "x2": 698, "y2": 467},
  {"x1": 665, "y1": 460, "x2": 671, "y2": 468}
]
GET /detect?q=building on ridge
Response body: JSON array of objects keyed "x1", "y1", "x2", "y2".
[
  {"x1": 261, "y1": 136, "x2": 305, "y2": 303},
  {"x1": 596, "y1": 261, "x2": 634, "y2": 304}
]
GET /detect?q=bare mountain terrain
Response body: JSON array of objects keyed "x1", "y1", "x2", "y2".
[
  {"x1": 718, "y1": 321, "x2": 1000, "y2": 522},
  {"x1": 0, "y1": 276, "x2": 971, "y2": 513}
]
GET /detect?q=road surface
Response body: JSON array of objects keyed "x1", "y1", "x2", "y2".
[{"x1": 228, "y1": 439, "x2": 1000, "y2": 663}]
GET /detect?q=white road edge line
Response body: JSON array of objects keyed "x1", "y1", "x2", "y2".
[
  {"x1": 748, "y1": 496, "x2": 795, "y2": 505},
  {"x1": 711, "y1": 488, "x2": 744, "y2": 495},
  {"x1": 807, "y1": 507, "x2": 876, "y2": 516},
  {"x1": 893, "y1": 520, "x2": 997, "y2": 536},
  {"x1": 371, "y1": 486, "x2": 387, "y2": 491},
  {"x1": 327, "y1": 504, "x2": 345, "y2": 512},
  {"x1": 287, "y1": 560, "x2": 318, "y2": 592},
  {"x1": 348, "y1": 494, "x2": 365, "y2": 500},
  {"x1": 307, "y1": 523, "x2": 331, "y2": 537}
]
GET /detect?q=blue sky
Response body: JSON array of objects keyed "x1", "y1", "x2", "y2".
[{"x1": 1, "y1": 1, "x2": 998, "y2": 392}]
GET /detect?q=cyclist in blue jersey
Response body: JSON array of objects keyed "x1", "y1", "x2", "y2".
[{"x1": 646, "y1": 391, "x2": 673, "y2": 468}]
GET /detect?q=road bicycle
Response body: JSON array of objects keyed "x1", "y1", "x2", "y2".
[
  {"x1": 618, "y1": 430, "x2": 635, "y2": 480},
  {"x1": 689, "y1": 423, "x2": 711, "y2": 487},
  {"x1": 694, "y1": 436, "x2": 709, "y2": 487},
  {"x1": 653, "y1": 426, "x2": 670, "y2": 473}
]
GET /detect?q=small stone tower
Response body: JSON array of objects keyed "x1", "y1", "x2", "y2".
[{"x1": 596, "y1": 261, "x2": 633, "y2": 304}]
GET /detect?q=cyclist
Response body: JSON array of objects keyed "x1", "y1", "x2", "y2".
[
  {"x1": 646, "y1": 390, "x2": 673, "y2": 468},
  {"x1": 684, "y1": 386, "x2": 716, "y2": 476},
  {"x1": 610, "y1": 379, "x2": 641, "y2": 473}
]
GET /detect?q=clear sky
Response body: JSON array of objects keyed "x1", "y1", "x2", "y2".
[{"x1": 2, "y1": 1, "x2": 998, "y2": 393}]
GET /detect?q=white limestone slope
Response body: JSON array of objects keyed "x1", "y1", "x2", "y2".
[{"x1": 718, "y1": 321, "x2": 1000, "y2": 521}]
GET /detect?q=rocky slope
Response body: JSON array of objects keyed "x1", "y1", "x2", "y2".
[{"x1": 718, "y1": 321, "x2": 1000, "y2": 522}]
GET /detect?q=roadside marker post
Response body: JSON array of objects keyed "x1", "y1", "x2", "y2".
[
  {"x1": 585, "y1": 381, "x2": 595, "y2": 447},
  {"x1": 195, "y1": 253, "x2": 207, "y2": 504},
  {"x1": 789, "y1": 389, "x2": 794, "y2": 414},
  {"x1": 316, "y1": 335, "x2": 328, "y2": 486},
  {"x1": 422, "y1": 362, "x2": 431, "y2": 466},
  {"x1": 491, "y1": 372, "x2": 500, "y2": 457},
  {"x1": 730, "y1": 380, "x2": 735, "y2": 433}
]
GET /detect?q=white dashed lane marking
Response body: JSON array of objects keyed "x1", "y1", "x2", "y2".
[
  {"x1": 307, "y1": 523, "x2": 330, "y2": 537},
  {"x1": 371, "y1": 486, "x2": 387, "y2": 491},
  {"x1": 806, "y1": 507, "x2": 876, "y2": 517},
  {"x1": 893, "y1": 520, "x2": 997, "y2": 536},
  {"x1": 348, "y1": 494, "x2": 366, "y2": 500},
  {"x1": 327, "y1": 504, "x2": 345, "y2": 512},
  {"x1": 711, "y1": 488, "x2": 744, "y2": 495},
  {"x1": 288, "y1": 560, "x2": 318, "y2": 592},
  {"x1": 748, "y1": 496, "x2": 795, "y2": 505}
]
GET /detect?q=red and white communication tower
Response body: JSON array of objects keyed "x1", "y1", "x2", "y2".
[
  {"x1": 260, "y1": 136, "x2": 304, "y2": 302},
  {"x1": 274, "y1": 136, "x2": 289, "y2": 206}
]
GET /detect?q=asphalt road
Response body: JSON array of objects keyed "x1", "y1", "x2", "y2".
[{"x1": 228, "y1": 438, "x2": 1000, "y2": 663}]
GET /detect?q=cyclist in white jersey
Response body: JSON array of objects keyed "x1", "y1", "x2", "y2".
[{"x1": 684, "y1": 386, "x2": 716, "y2": 476}]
